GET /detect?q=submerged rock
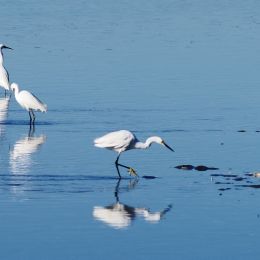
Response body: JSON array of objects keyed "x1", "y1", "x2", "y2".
[
  {"x1": 195, "y1": 165, "x2": 219, "y2": 171},
  {"x1": 175, "y1": 165, "x2": 194, "y2": 170}
]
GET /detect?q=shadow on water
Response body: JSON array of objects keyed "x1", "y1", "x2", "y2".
[{"x1": 93, "y1": 179, "x2": 172, "y2": 229}]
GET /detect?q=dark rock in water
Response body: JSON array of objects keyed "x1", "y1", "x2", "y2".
[
  {"x1": 175, "y1": 164, "x2": 219, "y2": 171},
  {"x1": 256, "y1": 130, "x2": 260, "y2": 133},
  {"x1": 175, "y1": 165, "x2": 194, "y2": 170},
  {"x1": 238, "y1": 184, "x2": 260, "y2": 189},
  {"x1": 218, "y1": 188, "x2": 231, "y2": 191},
  {"x1": 142, "y1": 175, "x2": 158, "y2": 179},
  {"x1": 195, "y1": 165, "x2": 219, "y2": 171},
  {"x1": 233, "y1": 177, "x2": 246, "y2": 181},
  {"x1": 211, "y1": 174, "x2": 238, "y2": 178},
  {"x1": 237, "y1": 130, "x2": 246, "y2": 132}
]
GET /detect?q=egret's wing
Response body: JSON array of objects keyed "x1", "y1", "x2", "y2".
[
  {"x1": 94, "y1": 130, "x2": 135, "y2": 149},
  {"x1": 19, "y1": 91, "x2": 47, "y2": 112}
]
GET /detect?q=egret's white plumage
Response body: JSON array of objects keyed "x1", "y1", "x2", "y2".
[
  {"x1": 94, "y1": 130, "x2": 174, "y2": 178},
  {"x1": 11, "y1": 83, "x2": 47, "y2": 123},
  {"x1": 0, "y1": 44, "x2": 12, "y2": 94}
]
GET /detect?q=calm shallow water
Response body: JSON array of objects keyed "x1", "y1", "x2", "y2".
[{"x1": 1, "y1": 0, "x2": 260, "y2": 259}]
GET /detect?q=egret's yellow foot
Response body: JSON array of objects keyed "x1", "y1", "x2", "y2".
[{"x1": 128, "y1": 167, "x2": 138, "y2": 177}]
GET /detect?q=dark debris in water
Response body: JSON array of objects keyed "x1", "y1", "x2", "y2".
[
  {"x1": 142, "y1": 175, "x2": 158, "y2": 179},
  {"x1": 175, "y1": 165, "x2": 194, "y2": 170},
  {"x1": 237, "y1": 130, "x2": 246, "y2": 132},
  {"x1": 237, "y1": 184, "x2": 260, "y2": 189},
  {"x1": 218, "y1": 188, "x2": 231, "y2": 191},
  {"x1": 175, "y1": 165, "x2": 219, "y2": 171},
  {"x1": 195, "y1": 165, "x2": 219, "y2": 171},
  {"x1": 233, "y1": 177, "x2": 247, "y2": 181}
]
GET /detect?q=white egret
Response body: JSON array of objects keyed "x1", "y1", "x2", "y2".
[
  {"x1": 94, "y1": 130, "x2": 174, "y2": 178},
  {"x1": 11, "y1": 83, "x2": 47, "y2": 124},
  {"x1": 0, "y1": 44, "x2": 12, "y2": 96}
]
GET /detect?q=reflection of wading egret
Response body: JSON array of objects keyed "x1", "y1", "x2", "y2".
[
  {"x1": 0, "y1": 96, "x2": 10, "y2": 137},
  {"x1": 9, "y1": 133, "x2": 46, "y2": 174},
  {"x1": 93, "y1": 179, "x2": 172, "y2": 229},
  {"x1": 11, "y1": 83, "x2": 47, "y2": 124},
  {"x1": 0, "y1": 44, "x2": 12, "y2": 96},
  {"x1": 94, "y1": 130, "x2": 174, "y2": 178},
  {"x1": 0, "y1": 96, "x2": 10, "y2": 122}
]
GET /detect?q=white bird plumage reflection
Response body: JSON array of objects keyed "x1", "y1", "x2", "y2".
[
  {"x1": 94, "y1": 130, "x2": 174, "y2": 178},
  {"x1": 0, "y1": 44, "x2": 12, "y2": 95},
  {"x1": 93, "y1": 179, "x2": 172, "y2": 229},
  {"x1": 11, "y1": 82, "x2": 47, "y2": 124},
  {"x1": 0, "y1": 96, "x2": 10, "y2": 137},
  {"x1": 9, "y1": 127, "x2": 46, "y2": 174}
]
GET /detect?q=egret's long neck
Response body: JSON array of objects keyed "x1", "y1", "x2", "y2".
[
  {"x1": 12, "y1": 86, "x2": 19, "y2": 97},
  {"x1": 0, "y1": 49, "x2": 4, "y2": 64},
  {"x1": 134, "y1": 137, "x2": 159, "y2": 149}
]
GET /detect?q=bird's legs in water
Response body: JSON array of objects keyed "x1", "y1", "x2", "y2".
[
  {"x1": 28, "y1": 123, "x2": 35, "y2": 137},
  {"x1": 115, "y1": 154, "x2": 138, "y2": 178},
  {"x1": 29, "y1": 109, "x2": 35, "y2": 125},
  {"x1": 114, "y1": 178, "x2": 139, "y2": 202}
]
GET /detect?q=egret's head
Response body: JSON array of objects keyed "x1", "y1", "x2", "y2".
[
  {"x1": 11, "y1": 83, "x2": 19, "y2": 92},
  {"x1": 0, "y1": 44, "x2": 13, "y2": 50},
  {"x1": 147, "y1": 136, "x2": 174, "y2": 151},
  {"x1": 161, "y1": 139, "x2": 174, "y2": 152}
]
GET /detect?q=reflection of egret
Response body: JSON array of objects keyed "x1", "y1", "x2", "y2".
[
  {"x1": 0, "y1": 44, "x2": 12, "y2": 96},
  {"x1": 11, "y1": 83, "x2": 47, "y2": 124},
  {"x1": 9, "y1": 126, "x2": 46, "y2": 174},
  {"x1": 0, "y1": 96, "x2": 10, "y2": 137},
  {"x1": 93, "y1": 179, "x2": 172, "y2": 229},
  {"x1": 94, "y1": 130, "x2": 174, "y2": 178}
]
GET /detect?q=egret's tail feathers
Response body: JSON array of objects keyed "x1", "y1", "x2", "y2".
[
  {"x1": 94, "y1": 138, "x2": 103, "y2": 147},
  {"x1": 42, "y1": 104, "x2": 47, "y2": 112}
]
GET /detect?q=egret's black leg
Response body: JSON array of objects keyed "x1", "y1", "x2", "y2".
[
  {"x1": 28, "y1": 123, "x2": 35, "y2": 137},
  {"x1": 115, "y1": 154, "x2": 138, "y2": 178},
  {"x1": 114, "y1": 179, "x2": 121, "y2": 202},
  {"x1": 31, "y1": 110, "x2": 36, "y2": 124},
  {"x1": 115, "y1": 154, "x2": 122, "y2": 178},
  {"x1": 29, "y1": 110, "x2": 33, "y2": 124}
]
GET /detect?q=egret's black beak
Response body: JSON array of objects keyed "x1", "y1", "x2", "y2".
[
  {"x1": 3, "y1": 45, "x2": 13, "y2": 50},
  {"x1": 162, "y1": 141, "x2": 174, "y2": 152}
]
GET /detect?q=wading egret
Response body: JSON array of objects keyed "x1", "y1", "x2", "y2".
[
  {"x1": 94, "y1": 130, "x2": 174, "y2": 178},
  {"x1": 0, "y1": 44, "x2": 13, "y2": 96},
  {"x1": 11, "y1": 83, "x2": 47, "y2": 124}
]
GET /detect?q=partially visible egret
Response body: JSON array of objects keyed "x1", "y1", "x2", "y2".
[
  {"x1": 11, "y1": 83, "x2": 47, "y2": 124},
  {"x1": 94, "y1": 130, "x2": 174, "y2": 178},
  {"x1": 0, "y1": 44, "x2": 13, "y2": 96}
]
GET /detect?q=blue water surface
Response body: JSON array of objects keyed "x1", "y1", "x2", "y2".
[{"x1": 1, "y1": 0, "x2": 260, "y2": 259}]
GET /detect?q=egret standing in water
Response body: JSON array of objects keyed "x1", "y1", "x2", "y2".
[
  {"x1": 94, "y1": 130, "x2": 174, "y2": 178},
  {"x1": 11, "y1": 83, "x2": 47, "y2": 124},
  {"x1": 0, "y1": 44, "x2": 13, "y2": 96}
]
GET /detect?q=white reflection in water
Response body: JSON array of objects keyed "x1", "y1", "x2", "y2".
[
  {"x1": 93, "y1": 179, "x2": 172, "y2": 229},
  {"x1": 9, "y1": 126, "x2": 46, "y2": 175},
  {"x1": 0, "y1": 96, "x2": 10, "y2": 136}
]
